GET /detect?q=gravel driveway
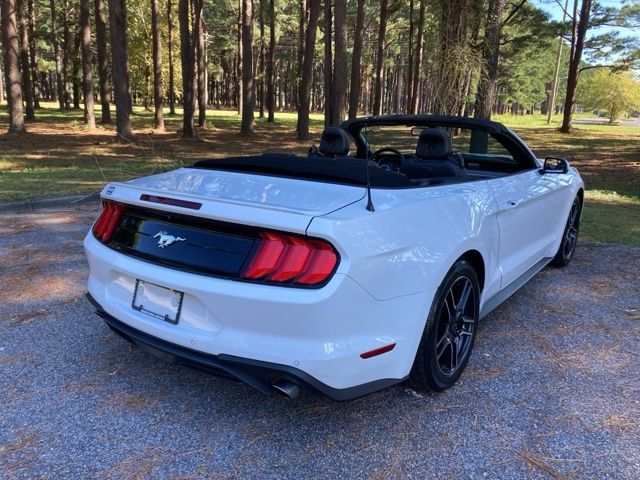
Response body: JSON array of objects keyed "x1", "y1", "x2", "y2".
[{"x1": 1, "y1": 205, "x2": 639, "y2": 479}]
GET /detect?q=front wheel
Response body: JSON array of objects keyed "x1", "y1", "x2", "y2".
[
  {"x1": 551, "y1": 195, "x2": 581, "y2": 268},
  {"x1": 410, "y1": 260, "x2": 480, "y2": 392}
]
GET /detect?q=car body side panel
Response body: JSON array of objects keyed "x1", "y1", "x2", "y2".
[
  {"x1": 487, "y1": 168, "x2": 583, "y2": 288},
  {"x1": 307, "y1": 180, "x2": 502, "y2": 307}
]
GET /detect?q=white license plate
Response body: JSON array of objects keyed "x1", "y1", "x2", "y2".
[{"x1": 132, "y1": 280, "x2": 184, "y2": 324}]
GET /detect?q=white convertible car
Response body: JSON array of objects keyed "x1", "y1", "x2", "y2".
[{"x1": 84, "y1": 115, "x2": 584, "y2": 400}]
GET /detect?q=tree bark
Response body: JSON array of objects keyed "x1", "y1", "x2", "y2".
[
  {"x1": 296, "y1": 0, "x2": 320, "y2": 139},
  {"x1": 16, "y1": 0, "x2": 35, "y2": 120},
  {"x1": 1, "y1": 0, "x2": 25, "y2": 131},
  {"x1": 236, "y1": 0, "x2": 242, "y2": 114},
  {"x1": 178, "y1": 0, "x2": 196, "y2": 136},
  {"x1": 410, "y1": 0, "x2": 426, "y2": 114},
  {"x1": 195, "y1": 0, "x2": 206, "y2": 127},
  {"x1": 0, "y1": 64, "x2": 4, "y2": 102},
  {"x1": 80, "y1": 0, "x2": 95, "y2": 128},
  {"x1": 560, "y1": 0, "x2": 592, "y2": 133},
  {"x1": 258, "y1": 0, "x2": 265, "y2": 118},
  {"x1": 108, "y1": 0, "x2": 133, "y2": 141},
  {"x1": 150, "y1": 0, "x2": 164, "y2": 129},
  {"x1": 348, "y1": 0, "x2": 366, "y2": 119},
  {"x1": 266, "y1": 0, "x2": 275, "y2": 122},
  {"x1": 94, "y1": 0, "x2": 111, "y2": 123},
  {"x1": 27, "y1": 0, "x2": 39, "y2": 108},
  {"x1": 61, "y1": 0, "x2": 70, "y2": 109},
  {"x1": 474, "y1": 0, "x2": 507, "y2": 120},
  {"x1": 296, "y1": 0, "x2": 305, "y2": 109},
  {"x1": 323, "y1": 0, "x2": 333, "y2": 126},
  {"x1": 49, "y1": 0, "x2": 65, "y2": 109},
  {"x1": 167, "y1": 0, "x2": 176, "y2": 115},
  {"x1": 72, "y1": 29, "x2": 81, "y2": 109},
  {"x1": 332, "y1": 0, "x2": 347, "y2": 123},
  {"x1": 406, "y1": 0, "x2": 413, "y2": 113},
  {"x1": 372, "y1": 0, "x2": 388, "y2": 116},
  {"x1": 240, "y1": 0, "x2": 254, "y2": 134}
]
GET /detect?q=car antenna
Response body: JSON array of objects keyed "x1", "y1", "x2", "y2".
[{"x1": 363, "y1": 123, "x2": 375, "y2": 212}]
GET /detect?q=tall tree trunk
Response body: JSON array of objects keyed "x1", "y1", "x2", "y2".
[
  {"x1": 167, "y1": 0, "x2": 176, "y2": 115},
  {"x1": 1, "y1": 0, "x2": 25, "y2": 131},
  {"x1": 16, "y1": 0, "x2": 35, "y2": 120},
  {"x1": 178, "y1": 0, "x2": 195, "y2": 136},
  {"x1": 560, "y1": 0, "x2": 591, "y2": 133},
  {"x1": 108, "y1": 0, "x2": 133, "y2": 141},
  {"x1": 258, "y1": 0, "x2": 265, "y2": 118},
  {"x1": 323, "y1": 0, "x2": 333, "y2": 126},
  {"x1": 195, "y1": 0, "x2": 206, "y2": 127},
  {"x1": 406, "y1": 0, "x2": 413, "y2": 113},
  {"x1": 266, "y1": 0, "x2": 275, "y2": 122},
  {"x1": 332, "y1": 0, "x2": 346, "y2": 123},
  {"x1": 296, "y1": 0, "x2": 305, "y2": 109},
  {"x1": 296, "y1": 0, "x2": 320, "y2": 139},
  {"x1": 236, "y1": 0, "x2": 242, "y2": 114},
  {"x1": 0, "y1": 64, "x2": 4, "y2": 102},
  {"x1": 348, "y1": 0, "x2": 366, "y2": 119},
  {"x1": 94, "y1": 0, "x2": 111, "y2": 123},
  {"x1": 80, "y1": 0, "x2": 95, "y2": 127},
  {"x1": 240, "y1": 0, "x2": 254, "y2": 134},
  {"x1": 61, "y1": 0, "x2": 70, "y2": 109},
  {"x1": 150, "y1": 0, "x2": 164, "y2": 129},
  {"x1": 72, "y1": 29, "x2": 81, "y2": 109},
  {"x1": 49, "y1": 0, "x2": 65, "y2": 109},
  {"x1": 474, "y1": 0, "x2": 507, "y2": 120},
  {"x1": 410, "y1": 0, "x2": 425, "y2": 114},
  {"x1": 372, "y1": 0, "x2": 388, "y2": 116},
  {"x1": 27, "y1": 0, "x2": 39, "y2": 108}
]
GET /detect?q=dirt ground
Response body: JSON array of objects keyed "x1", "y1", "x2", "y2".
[{"x1": 1, "y1": 204, "x2": 639, "y2": 479}]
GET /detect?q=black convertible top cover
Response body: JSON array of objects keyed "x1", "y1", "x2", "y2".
[{"x1": 192, "y1": 153, "x2": 413, "y2": 188}]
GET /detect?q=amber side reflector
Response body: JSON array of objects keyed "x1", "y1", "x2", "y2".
[
  {"x1": 360, "y1": 343, "x2": 396, "y2": 359},
  {"x1": 140, "y1": 194, "x2": 202, "y2": 210}
]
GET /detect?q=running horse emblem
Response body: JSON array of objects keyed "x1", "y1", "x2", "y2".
[{"x1": 154, "y1": 231, "x2": 186, "y2": 248}]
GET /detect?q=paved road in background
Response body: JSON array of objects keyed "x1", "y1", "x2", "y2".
[{"x1": 1, "y1": 205, "x2": 639, "y2": 479}]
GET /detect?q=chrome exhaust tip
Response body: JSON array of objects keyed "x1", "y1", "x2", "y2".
[{"x1": 271, "y1": 379, "x2": 300, "y2": 399}]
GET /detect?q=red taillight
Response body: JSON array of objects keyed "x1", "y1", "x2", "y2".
[
  {"x1": 243, "y1": 232, "x2": 288, "y2": 279},
  {"x1": 296, "y1": 241, "x2": 338, "y2": 285},
  {"x1": 92, "y1": 200, "x2": 125, "y2": 243},
  {"x1": 242, "y1": 232, "x2": 338, "y2": 286}
]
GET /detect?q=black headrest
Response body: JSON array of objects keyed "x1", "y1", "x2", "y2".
[
  {"x1": 416, "y1": 128, "x2": 452, "y2": 160},
  {"x1": 319, "y1": 127, "x2": 350, "y2": 157}
]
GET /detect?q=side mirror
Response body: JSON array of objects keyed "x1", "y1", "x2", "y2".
[{"x1": 542, "y1": 156, "x2": 569, "y2": 174}]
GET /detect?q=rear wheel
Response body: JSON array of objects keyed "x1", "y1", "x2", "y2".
[
  {"x1": 551, "y1": 195, "x2": 581, "y2": 268},
  {"x1": 410, "y1": 260, "x2": 479, "y2": 392}
]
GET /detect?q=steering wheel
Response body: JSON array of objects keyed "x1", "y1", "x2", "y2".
[{"x1": 371, "y1": 147, "x2": 405, "y2": 172}]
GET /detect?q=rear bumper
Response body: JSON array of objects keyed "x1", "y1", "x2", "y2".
[{"x1": 88, "y1": 293, "x2": 402, "y2": 400}]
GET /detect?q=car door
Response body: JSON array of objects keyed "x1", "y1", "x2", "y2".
[{"x1": 488, "y1": 167, "x2": 573, "y2": 288}]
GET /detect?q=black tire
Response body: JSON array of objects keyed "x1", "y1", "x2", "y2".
[
  {"x1": 550, "y1": 195, "x2": 582, "y2": 268},
  {"x1": 410, "y1": 260, "x2": 480, "y2": 392}
]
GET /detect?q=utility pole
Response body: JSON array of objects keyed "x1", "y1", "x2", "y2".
[{"x1": 547, "y1": 0, "x2": 569, "y2": 125}]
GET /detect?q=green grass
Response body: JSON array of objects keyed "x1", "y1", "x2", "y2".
[{"x1": 0, "y1": 104, "x2": 638, "y2": 245}]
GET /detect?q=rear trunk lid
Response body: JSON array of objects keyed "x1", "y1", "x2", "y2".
[
  {"x1": 94, "y1": 168, "x2": 364, "y2": 280},
  {"x1": 105, "y1": 167, "x2": 365, "y2": 234}
]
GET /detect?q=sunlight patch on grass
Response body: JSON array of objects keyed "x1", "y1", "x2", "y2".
[{"x1": 581, "y1": 190, "x2": 640, "y2": 246}]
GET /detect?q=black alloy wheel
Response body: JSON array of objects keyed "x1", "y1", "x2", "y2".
[
  {"x1": 551, "y1": 196, "x2": 581, "y2": 267},
  {"x1": 411, "y1": 260, "x2": 480, "y2": 392}
]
